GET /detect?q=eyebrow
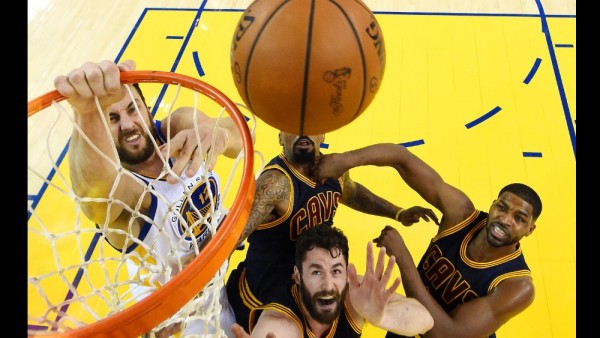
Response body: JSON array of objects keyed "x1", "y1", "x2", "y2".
[
  {"x1": 307, "y1": 262, "x2": 345, "y2": 270},
  {"x1": 498, "y1": 199, "x2": 532, "y2": 219},
  {"x1": 109, "y1": 99, "x2": 141, "y2": 115}
]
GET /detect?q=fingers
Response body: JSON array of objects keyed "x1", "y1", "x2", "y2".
[
  {"x1": 387, "y1": 276, "x2": 402, "y2": 295},
  {"x1": 54, "y1": 60, "x2": 122, "y2": 100},
  {"x1": 383, "y1": 255, "x2": 399, "y2": 292},
  {"x1": 427, "y1": 209, "x2": 440, "y2": 225},
  {"x1": 204, "y1": 147, "x2": 218, "y2": 172},
  {"x1": 347, "y1": 262, "x2": 359, "y2": 286},
  {"x1": 98, "y1": 60, "x2": 123, "y2": 95},
  {"x1": 161, "y1": 132, "x2": 202, "y2": 184},
  {"x1": 117, "y1": 59, "x2": 136, "y2": 72},
  {"x1": 365, "y1": 241, "x2": 375, "y2": 275},
  {"x1": 374, "y1": 243, "x2": 386, "y2": 278},
  {"x1": 230, "y1": 323, "x2": 250, "y2": 338}
]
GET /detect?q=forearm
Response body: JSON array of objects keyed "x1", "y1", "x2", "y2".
[
  {"x1": 69, "y1": 115, "x2": 121, "y2": 199},
  {"x1": 342, "y1": 183, "x2": 400, "y2": 220}
]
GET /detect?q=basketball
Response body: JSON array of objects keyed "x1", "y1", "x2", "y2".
[{"x1": 230, "y1": 0, "x2": 386, "y2": 135}]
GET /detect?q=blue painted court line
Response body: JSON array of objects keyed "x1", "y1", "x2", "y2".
[
  {"x1": 535, "y1": 0, "x2": 575, "y2": 158},
  {"x1": 523, "y1": 58, "x2": 542, "y2": 84},
  {"x1": 166, "y1": 35, "x2": 184, "y2": 39},
  {"x1": 523, "y1": 152, "x2": 542, "y2": 157},
  {"x1": 465, "y1": 106, "x2": 501, "y2": 129},
  {"x1": 193, "y1": 51, "x2": 205, "y2": 77},
  {"x1": 400, "y1": 139, "x2": 425, "y2": 147},
  {"x1": 554, "y1": 44, "x2": 574, "y2": 48}
]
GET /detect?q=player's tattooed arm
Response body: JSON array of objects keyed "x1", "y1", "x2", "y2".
[{"x1": 236, "y1": 170, "x2": 291, "y2": 245}]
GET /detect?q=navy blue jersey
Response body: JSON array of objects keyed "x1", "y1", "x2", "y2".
[
  {"x1": 386, "y1": 210, "x2": 530, "y2": 338},
  {"x1": 249, "y1": 281, "x2": 361, "y2": 338},
  {"x1": 227, "y1": 153, "x2": 343, "y2": 331}
]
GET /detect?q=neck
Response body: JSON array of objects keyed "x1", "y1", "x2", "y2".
[{"x1": 285, "y1": 155, "x2": 316, "y2": 180}]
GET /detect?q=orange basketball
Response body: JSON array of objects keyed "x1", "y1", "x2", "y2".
[{"x1": 230, "y1": 0, "x2": 386, "y2": 135}]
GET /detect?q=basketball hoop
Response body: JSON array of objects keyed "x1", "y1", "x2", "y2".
[{"x1": 28, "y1": 71, "x2": 256, "y2": 337}]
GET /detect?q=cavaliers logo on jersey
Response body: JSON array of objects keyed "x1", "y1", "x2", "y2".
[{"x1": 176, "y1": 175, "x2": 220, "y2": 243}]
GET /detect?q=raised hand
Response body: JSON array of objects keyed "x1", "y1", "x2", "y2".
[
  {"x1": 159, "y1": 126, "x2": 229, "y2": 183},
  {"x1": 312, "y1": 153, "x2": 349, "y2": 185},
  {"x1": 54, "y1": 59, "x2": 136, "y2": 116},
  {"x1": 373, "y1": 225, "x2": 407, "y2": 260},
  {"x1": 347, "y1": 241, "x2": 401, "y2": 326}
]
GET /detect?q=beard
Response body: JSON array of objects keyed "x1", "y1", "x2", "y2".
[
  {"x1": 299, "y1": 279, "x2": 346, "y2": 325},
  {"x1": 117, "y1": 124, "x2": 158, "y2": 165},
  {"x1": 292, "y1": 136, "x2": 316, "y2": 164}
]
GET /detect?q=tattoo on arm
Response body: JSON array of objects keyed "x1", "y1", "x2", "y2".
[
  {"x1": 342, "y1": 179, "x2": 397, "y2": 219},
  {"x1": 238, "y1": 170, "x2": 291, "y2": 244}
]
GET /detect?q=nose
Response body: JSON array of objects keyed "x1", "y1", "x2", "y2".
[
  {"x1": 321, "y1": 273, "x2": 336, "y2": 291},
  {"x1": 499, "y1": 212, "x2": 515, "y2": 226},
  {"x1": 119, "y1": 111, "x2": 136, "y2": 130}
]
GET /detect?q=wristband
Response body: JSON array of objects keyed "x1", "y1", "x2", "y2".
[{"x1": 394, "y1": 208, "x2": 404, "y2": 222}]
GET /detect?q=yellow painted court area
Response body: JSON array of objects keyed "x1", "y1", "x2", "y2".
[{"x1": 28, "y1": 7, "x2": 575, "y2": 338}]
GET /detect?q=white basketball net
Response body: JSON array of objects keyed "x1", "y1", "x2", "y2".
[{"x1": 28, "y1": 80, "x2": 258, "y2": 337}]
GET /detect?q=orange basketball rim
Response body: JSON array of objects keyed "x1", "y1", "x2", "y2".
[{"x1": 27, "y1": 71, "x2": 256, "y2": 338}]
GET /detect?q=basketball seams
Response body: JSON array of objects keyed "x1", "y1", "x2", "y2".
[
  {"x1": 329, "y1": 0, "x2": 369, "y2": 120},
  {"x1": 231, "y1": 0, "x2": 385, "y2": 134},
  {"x1": 300, "y1": 0, "x2": 318, "y2": 135}
]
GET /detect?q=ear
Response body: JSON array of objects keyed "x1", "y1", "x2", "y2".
[
  {"x1": 292, "y1": 266, "x2": 300, "y2": 284},
  {"x1": 525, "y1": 223, "x2": 537, "y2": 237}
]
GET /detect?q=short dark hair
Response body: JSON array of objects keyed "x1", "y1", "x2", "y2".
[
  {"x1": 131, "y1": 83, "x2": 147, "y2": 104},
  {"x1": 295, "y1": 224, "x2": 349, "y2": 272},
  {"x1": 499, "y1": 183, "x2": 542, "y2": 220}
]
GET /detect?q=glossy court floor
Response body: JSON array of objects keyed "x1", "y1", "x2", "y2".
[{"x1": 27, "y1": 1, "x2": 576, "y2": 337}]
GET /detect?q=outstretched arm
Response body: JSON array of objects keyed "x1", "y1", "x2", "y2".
[
  {"x1": 315, "y1": 143, "x2": 472, "y2": 229},
  {"x1": 56, "y1": 59, "x2": 143, "y2": 227},
  {"x1": 339, "y1": 171, "x2": 439, "y2": 226},
  {"x1": 347, "y1": 242, "x2": 434, "y2": 336},
  {"x1": 373, "y1": 226, "x2": 534, "y2": 338}
]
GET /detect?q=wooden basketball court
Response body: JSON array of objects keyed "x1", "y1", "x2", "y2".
[{"x1": 28, "y1": 1, "x2": 576, "y2": 337}]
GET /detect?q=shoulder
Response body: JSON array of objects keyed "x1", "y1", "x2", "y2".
[
  {"x1": 257, "y1": 167, "x2": 289, "y2": 185},
  {"x1": 254, "y1": 168, "x2": 292, "y2": 201},
  {"x1": 490, "y1": 275, "x2": 535, "y2": 315}
]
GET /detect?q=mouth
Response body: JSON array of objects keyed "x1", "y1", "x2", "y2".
[
  {"x1": 123, "y1": 132, "x2": 142, "y2": 143},
  {"x1": 490, "y1": 222, "x2": 508, "y2": 240},
  {"x1": 294, "y1": 137, "x2": 314, "y2": 149},
  {"x1": 316, "y1": 295, "x2": 337, "y2": 311}
]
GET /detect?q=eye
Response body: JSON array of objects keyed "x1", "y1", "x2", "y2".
[{"x1": 333, "y1": 268, "x2": 343, "y2": 275}]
